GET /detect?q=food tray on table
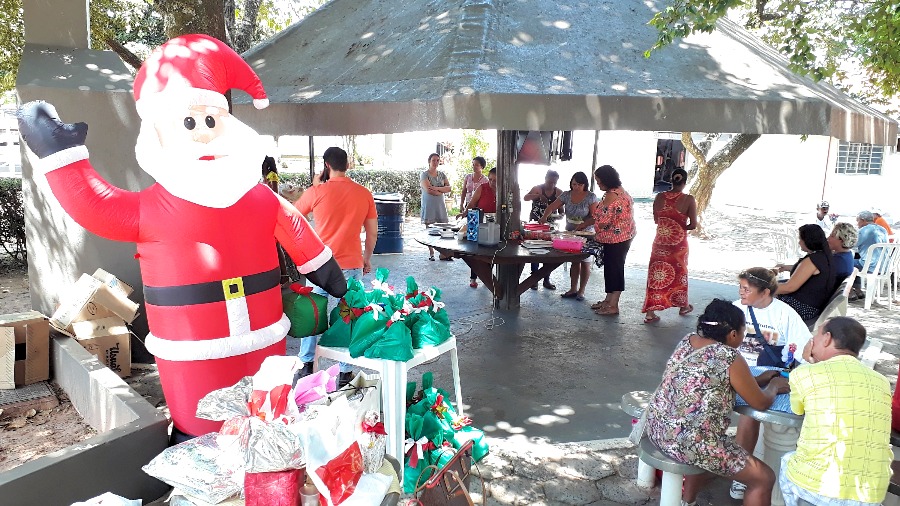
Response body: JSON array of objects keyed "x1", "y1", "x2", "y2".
[{"x1": 552, "y1": 235, "x2": 586, "y2": 252}]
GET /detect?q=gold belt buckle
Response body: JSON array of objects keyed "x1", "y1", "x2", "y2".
[{"x1": 222, "y1": 277, "x2": 246, "y2": 301}]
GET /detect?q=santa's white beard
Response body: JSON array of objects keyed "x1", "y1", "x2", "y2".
[{"x1": 134, "y1": 117, "x2": 265, "y2": 208}]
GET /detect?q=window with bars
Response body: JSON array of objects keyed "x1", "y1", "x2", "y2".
[{"x1": 835, "y1": 142, "x2": 884, "y2": 175}]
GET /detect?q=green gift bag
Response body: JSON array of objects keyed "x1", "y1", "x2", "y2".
[
  {"x1": 410, "y1": 311, "x2": 451, "y2": 348},
  {"x1": 427, "y1": 287, "x2": 451, "y2": 330},
  {"x1": 319, "y1": 278, "x2": 368, "y2": 348},
  {"x1": 282, "y1": 284, "x2": 328, "y2": 338},
  {"x1": 403, "y1": 411, "x2": 436, "y2": 493},
  {"x1": 363, "y1": 313, "x2": 414, "y2": 361},
  {"x1": 416, "y1": 373, "x2": 490, "y2": 463},
  {"x1": 348, "y1": 304, "x2": 387, "y2": 357}
]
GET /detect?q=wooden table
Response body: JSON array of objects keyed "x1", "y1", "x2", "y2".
[{"x1": 417, "y1": 235, "x2": 590, "y2": 309}]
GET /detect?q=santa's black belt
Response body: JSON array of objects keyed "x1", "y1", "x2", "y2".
[{"x1": 143, "y1": 268, "x2": 281, "y2": 307}]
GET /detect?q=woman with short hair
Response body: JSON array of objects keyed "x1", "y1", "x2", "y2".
[
  {"x1": 827, "y1": 222, "x2": 858, "y2": 282},
  {"x1": 589, "y1": 165, "x2": 636, "y2": 315}
]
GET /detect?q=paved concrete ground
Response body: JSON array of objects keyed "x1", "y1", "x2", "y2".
[{"x1": 289, "y1": 226, "x2": 900, "y2": 505}]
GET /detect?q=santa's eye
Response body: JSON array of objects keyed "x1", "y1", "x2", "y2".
[
  {"x1": 183, "y1": 117, "x2": 196, "y2": 130},
  {"x1": 205, "y1": 116, "x2": 216, "y2": 128}
]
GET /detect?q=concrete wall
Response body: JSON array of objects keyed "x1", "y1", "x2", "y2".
[{"x1": 16, "y1": 41, "x2": 154, "y2": 361}]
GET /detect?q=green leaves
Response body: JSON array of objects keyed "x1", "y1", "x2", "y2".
[{"x1": 648, "y1": 0, "x2": 900, "y2": 98}]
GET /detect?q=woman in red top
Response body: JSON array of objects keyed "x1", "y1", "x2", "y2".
[
  {"x1": 587, "y1": 165, "x2": 637, "y2": 316},
  {"x1": 464, "y1": 168, "x2": 498, "y2": 287}
]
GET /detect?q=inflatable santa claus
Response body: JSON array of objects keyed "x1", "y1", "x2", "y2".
[{"x1": 18, "y1": 34, "x2": 346, "y2": 438}]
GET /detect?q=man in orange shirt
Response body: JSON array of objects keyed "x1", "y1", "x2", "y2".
[
  {"x1": 873, "y1": 208, "x2": 893, "y2": 237},
  {"x1": 296, "y1": 147, "x2": 378, "y2": 385}
]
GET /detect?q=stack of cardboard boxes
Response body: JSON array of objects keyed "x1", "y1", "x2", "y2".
[{"x1": 50, "y1": 269, "x2": 139, "y2": 378}]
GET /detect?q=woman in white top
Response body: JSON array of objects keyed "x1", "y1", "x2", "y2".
[{"x1": 728, "y1": 267, "x2": 811, "y2": 501}]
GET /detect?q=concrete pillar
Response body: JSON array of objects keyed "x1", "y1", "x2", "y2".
[
  {"x1": 17, "y1": 0, "x2": 155, "y2": 362},
  {"x1": 23, "y1": 0, "x2": 89, "y2": 48}
]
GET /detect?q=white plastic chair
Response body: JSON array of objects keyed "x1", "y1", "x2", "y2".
[{"x1": 860, "y1": 243, "x2": 900, "y2": 310}]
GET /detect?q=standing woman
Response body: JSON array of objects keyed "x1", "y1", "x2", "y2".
[
  {"x1": 590, "y1": 165, "x2": 637, "y2": 315},
  {"x1": 525, "y1": 170, "x2": 562, "y2": 290},
  {"x1": 539, "y1": 172, "x2": 598, "y2": 301},
  {"x1": 642, "y1": 168, "x2": 697, "y2": 323},
  {"x1": 459, "y1": 156, "x2": 488, "y2": 212},
  {"x1": 421, "y1": 153, "x2": 452, "y2": 261}
]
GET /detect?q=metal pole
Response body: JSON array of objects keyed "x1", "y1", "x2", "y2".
[
  {"x1": 590, "y1": 130, "x2": 600, "y2": 191},
  {"x1": 308, "y1": 136, "x2": 315, "y2": 181}
]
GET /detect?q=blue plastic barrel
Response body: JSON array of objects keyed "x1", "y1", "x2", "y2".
[{"x1": 373, "y1": 193, "x2": 406, "y2": 254}]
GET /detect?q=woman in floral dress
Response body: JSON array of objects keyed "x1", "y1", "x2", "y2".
[
  {"x1": 644, "y1": 299, "x2": 789, "y2": 506},
  {"x1": 642, "y1": 168, "x2": 697, "y2": 323}
]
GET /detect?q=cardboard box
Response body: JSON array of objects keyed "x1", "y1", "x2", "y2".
[
  {"x1": 51, "y1": 274, "x2": 138, "y2": 331},
  {"x1": 71, "y1": 317, "x2": 131, "y2": 378},
  {"x1": 0, "y1": 311, "x2": 50, "y2": 389},
  {"x1": 92, "y1": 268, "x2": 134, "y2": 297}
]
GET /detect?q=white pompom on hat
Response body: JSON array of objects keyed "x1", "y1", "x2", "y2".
[{"x1": 133, "y1": 34, "x2": 269, "y2": 120}]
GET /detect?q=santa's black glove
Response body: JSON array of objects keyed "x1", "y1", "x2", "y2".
[
  {"x1": 17, "y1": 101, "x2": 88, "y2": 158},
  {"x1": 305, "y1": 257, "x2": 348, "y2": 298}
]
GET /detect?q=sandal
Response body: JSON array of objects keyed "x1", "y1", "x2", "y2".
[
  {"x1": 469, "y1": 280, "x2": 478, "y2": 288},
  {"x1": 561, "y1": 291, "x2": 578, "y2": 299},
  {"x1": 594, "y1": 307, "x2": 619, "y2": 316},
  {"x1": 429, "y1": 256, "x2": 435, "y2": 261},
  {"x1": 543, "y1": 281, "x2": 556, "y2": 290},
  {"x1": 644, "y1": 314, "x2": 661, "y2": 324},
  {"x1": 678, "y1": 304, "x2": 694, "y2": 316},
  {"x1": 591, "y1": 300, "x2": 608, "y2": 310}
]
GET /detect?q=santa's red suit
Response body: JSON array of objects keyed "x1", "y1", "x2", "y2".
[{"x1": 19, "y1": 34, "x2": 343, "y2": 437}]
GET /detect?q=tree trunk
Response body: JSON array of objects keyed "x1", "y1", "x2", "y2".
[
  {"x1": 104, "y1": 37, "x2": 143, "y2": 70},
  {"x1": 224, "y1": 0, "x2": 236, "y2": 45},
  {"x1": 232, "y1": 0, "x2": 263, "y2": 53},
  {"x1": 683, "y1": 132, "x2": 762, "y2": 236},
  {"x1": 683, "y1": 132, "x2": 717, "y2": 182},
  {"x1": 156, "y1": 0, "x2": 227, "y2": 41}
]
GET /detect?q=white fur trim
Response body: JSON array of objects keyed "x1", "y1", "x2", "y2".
[
  {"x1": 253, "y1": 98, "x2": 269, "y2": 109},
  {"x1": 135, "y1": 88, "x2": 229, "y2": 119},
  {"x1": 32, "y1": 145, "x2": 89, "y2": 174},
  {"x1": 145, "y1": 314, "x2": 289, "y2": 361},
  {"x1": 226, "y1": 297, "x2": 252, "y2": 336},
  {"x1": 297, "y1": 246, "x2": 333, "y2": 274}
]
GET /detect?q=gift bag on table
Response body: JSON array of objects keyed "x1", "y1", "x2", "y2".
[
  {"x1": 404, "y1": 278, "x2": 451, "y2": 348},
  {"x1": 364, "y1": 308, "x2": 414, "y2": 362},
  {"x1": 347, "y1": 302, "x2": 388, "y2": 358},
  {"x1": 320, "y1": 278, "x2": 368, "y2": 348},
  {"x1": 283, "y1": 283, "x2": 328, "y2": 338}
]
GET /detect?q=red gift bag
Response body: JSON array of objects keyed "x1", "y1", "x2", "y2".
[{"x1": 245, "y1": 468, "x2": 305, "y2": 506}]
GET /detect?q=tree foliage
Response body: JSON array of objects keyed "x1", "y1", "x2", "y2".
[
  {"x1": 0, "y1": 0, "x2": 327, "y2": 94},
  {"x1": 648, "y1": 0, "x2": 900, "y2": 99}
]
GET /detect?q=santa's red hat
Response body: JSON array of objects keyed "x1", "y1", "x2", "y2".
[{"x1": 133, "y1": 34, "x2": 269, "y2": 119}]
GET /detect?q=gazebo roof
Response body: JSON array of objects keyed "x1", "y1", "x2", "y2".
[{"x1": 237, "y1": 0, "x2": 896, "y2": 144}]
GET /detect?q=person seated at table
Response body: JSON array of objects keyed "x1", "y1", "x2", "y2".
[
  {"x1": 781, "y1": 316, "x2": 892, "y2": 506},
  {"x1": 645, "y1": 299, "x2": 789, "y2": 506},
  {"x1": 773, "y1": 224, "x2": 836, "y2": 322},
  {"x1": 731, "y1": 267, "x2": 811, "y2": 501},
  {"x1": 538, "y1": 172, "x2": 598, "y2": 301},
  {"x1": 827, "y1": 222, "x2": 857, "y2": 283}
]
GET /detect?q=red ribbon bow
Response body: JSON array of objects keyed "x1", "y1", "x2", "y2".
[
  {"x1": 406, "y1": 440, "x2": 436, "y2": 468},
  {"x1": 289, "y1": 283, "x2": 314, "y2": 295},
  {"x1": 431, "y1": 394, "x2": 448, "y2": 416},
  {"x1": 363, "y1": 420, "x2": 387, "y2": 436},
  {"x1": 405, "y1": 290, "x2": 420, "y2": 300}
]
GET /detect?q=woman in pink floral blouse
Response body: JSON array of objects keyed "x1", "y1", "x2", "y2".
[{"x1": 587, "y1": 165, "x2": 636, "y2": 315}]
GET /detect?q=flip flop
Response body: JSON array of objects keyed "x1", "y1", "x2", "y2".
[
  {"x1": 591, "y1": 300, "x2": 607, "y2": 310},
  {"x1": 644, "y1": 315, "x2": 661, "y2": 324},
  {"x1": 594, "y1": 307, "x2": 619, "y2": 316},
  {"x1": 679, "y1": 304, "x2": 694, "y2": 316},
  {"x1": 429, "y1": 256, "x2": 435, "y2": 261},
  {"x1": 575, "y1": 295, "x2": 585, "y2": 301},
  {"x1": 561, "y1": 291, "x2": 578, "y2": 299}
]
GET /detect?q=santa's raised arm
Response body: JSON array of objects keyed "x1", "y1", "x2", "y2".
[{"x1": 18, "y1": 34, "x2": 346, "y2": 438}]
